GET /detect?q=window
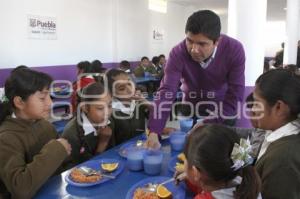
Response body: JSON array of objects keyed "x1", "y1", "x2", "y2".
[{"x1": 149, "y1": 0, "x2": 167, "y2": 13}]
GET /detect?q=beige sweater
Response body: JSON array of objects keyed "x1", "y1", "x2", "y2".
[{"x1": 0, "y1": 117, "x2": 68, "y2": 199}]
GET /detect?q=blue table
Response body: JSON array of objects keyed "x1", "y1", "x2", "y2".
[
  {"x1": 34, "y1": 136, "x2": 194, "y2": 199},
  {"x1": 133, "y1": 76, "x2": 161, "y2": 84}
]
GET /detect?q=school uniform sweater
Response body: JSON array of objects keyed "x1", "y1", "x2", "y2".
[
  {"x1": 112, "y1": 101, "x2": 148, "y2": 145},
  {"x1": 62, "y1": 117, "x2": 115, "y2": 169},
  {"x1": 0, "y1": 117, "x2": 68, "y2": 199},
  {"x1": 256, "y1": 134, "x2": 300, "y2": 199},
  {"x1": 134, "y1": 65, "x2": 157, "y2": 77}
]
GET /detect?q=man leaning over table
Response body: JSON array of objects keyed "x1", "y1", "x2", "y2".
[{"x1": 145, "y1": 10, "x2": 245, "y2": 148}]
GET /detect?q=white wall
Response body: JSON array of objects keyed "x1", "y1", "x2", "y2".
[
  {"x1": 0, "y1": 0, "x2": 190, "y2": 68},
  {"x1": 0, "y1": 0, "x2": 114, "y2": 68},
  {"x1": 264, "y1": 21, "x2": 286, "y2": 57},
  {"x1": 1, "y1": 0, "x2": 287, "y2": 69}
]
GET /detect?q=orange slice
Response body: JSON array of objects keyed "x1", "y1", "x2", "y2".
[
  {"x1": 177, "y1": 153, "x2": 186, "y2": 162},
  {"x1": 156, "y1": 184, "x2": 172, "y2": 199},
  {"x1": 175, "y1": 162, "x2": 185, "y2": 172},
  {"x1": 101, "y1": 163, "x2": 119, "y2": 172}
]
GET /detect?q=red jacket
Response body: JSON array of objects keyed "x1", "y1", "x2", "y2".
[{"x1": 194, "y1": 192, "x2": 214, "y2": 199}]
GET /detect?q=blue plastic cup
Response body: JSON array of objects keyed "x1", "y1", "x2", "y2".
[
  {"x1": 143, "y1": 150, "x2": 163, "y2": 175},
  {"x1": 179, "y1": 118, "x2": 193, "y2": 133},
  {"x1": 170, "y1": 132, "x2": 186, "y2": 151},
  {"x1": 127, "y1": 147, "x2": 145, "y2": 171}
]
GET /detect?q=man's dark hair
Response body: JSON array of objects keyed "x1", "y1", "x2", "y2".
[{"x1": 185, "y1": 10, "x2": 221, "y2": 42}]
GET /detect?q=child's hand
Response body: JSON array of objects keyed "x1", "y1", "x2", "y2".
[
  {"x1": 174, "y1": 171, "x2": 187, "y2": 185},
  {"x1": 57, "y1": 138, "x2": 72, "y2": 155},
  {"x1": 97, "y1": 126, "x2": 112, "y2": 139},
  {"x1": 130, "y1": 90, "x2": 145, "y2": 101},
  {"x1": 95, "y1": 126, "x2": 112, "y2": 153}
]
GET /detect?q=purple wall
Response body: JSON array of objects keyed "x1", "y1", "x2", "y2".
[
  {"x1": 0, "y1": 62, "x2": 254, "y2": 128},
  {"x1": 0, "y1": 61, "x2": 140, "y2": 87},
  {"x1": 0, "y1": 65, "x2": 77, "y2": 87}
]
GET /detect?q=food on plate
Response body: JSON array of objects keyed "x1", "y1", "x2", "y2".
[
  {"x1": 132, "y1": 185, "x2": 172, "y2": 199},
  {"x1": 70, "y1": 168, "x2": 102, "y2": 183},
  {"x1": 156, "y1": 184, "x2": 172, "y2": 199},
  {"x1": 133, "y1": 188, "x2": 159, "y2": 199}
]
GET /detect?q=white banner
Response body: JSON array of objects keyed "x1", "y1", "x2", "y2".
[{"x1": 27, "y1": 15, "x2": 57, "y2": 40}]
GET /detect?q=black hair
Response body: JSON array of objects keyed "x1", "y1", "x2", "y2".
[
  {"x1": 285, "y1": 64, "x2": 298, "y2": 74},
  {"x1": 106, "y1": 68, "x2": 129, "y2": 94},
  {"x1": 0, "y1": 67, "x2": 52, "y2": 124},
  {"x1": 120, "y1": 60, "x2": 130, "y2": 67},
  {"x1": 158, "y1": 54, "x2": 165, "y2": 59},
  {"x1": 246, "y1": 93, "x2": 254, "y2": 109},
  {"x1": 77, "y1": 61, "x2": 92, "y2": 73},
  {"x1": 141, "y1": 56, "x2": 149, "y2": 62},
  {"x1": 119, "y1": 60, "x2": 131, "y2": 72},
  {"x1": 184, "y1": 124, "x2": 261, "y2": 199},
  {"x1": 75, "y1": 82, "x2": 110, "y2": 154},
  {"x1": 11, "y1": 65, "x2": 29, "y2": 73},
  {"x1": 90, "y1": 60, "x2": 105, "y2": 82},
  {"x1": 151, "y1": 56, "x2": 159, "y2": 66},
  {"x1": 255, "y1": 69, "x2": 300, "y2": 119},
  {"x1": 79, "y1": 82, "x2": 107, "y2": 103},
  {"x1": 91, "y1": 60, "x2": 105, "y2": 73},
  {"x1": 185, "y1": 10, "x2": 221, "y2": 42}
]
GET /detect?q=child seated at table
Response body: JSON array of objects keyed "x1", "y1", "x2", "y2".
[
  {"x1": 230, "y1": 93, "x2": 265, "y2": 159},
  {"x1": 151, "y1": 56, "x2": 163, "y2": 79},
  {"x1": 106, "y1": 69, "x2": 150, "y2": 145},
  {"x1": 62, "y1": 82, "x2": 115, "y2": 168},
  {"x1": 133, "y1": 56, "x2": 157, "y2": 77},
  {"x1": 251, "y1": 69, "x2": 300, "y2": 198},
  {"x1": 184, "y1": 124, "x2": 261, "y2": 199},
  {"x1": 0, "y1": 67, "x2": 71, "y2": 199},
  {"x1": 119, "y1": 60, "x2": 131, "y2": 73}
]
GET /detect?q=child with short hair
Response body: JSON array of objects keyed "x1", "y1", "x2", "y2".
[
  {"x1": 106, "y1": 69, "x2": 149, "y2": 145},
  {"x1": 185, "y1": 124, "x2": 261, "y2": 199},
  {"x1": 0, "y1": 67, "x2": 71, "y2": 199},
  {"x1": 62, "y1": 82, "x2": 115, "y2": 168},
  {"x1": 134, "y1": 56, "x2": 157, "y2": 77},
  {"x1": 119, "y1": 60, "x2": 131, "y2": 73}
]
